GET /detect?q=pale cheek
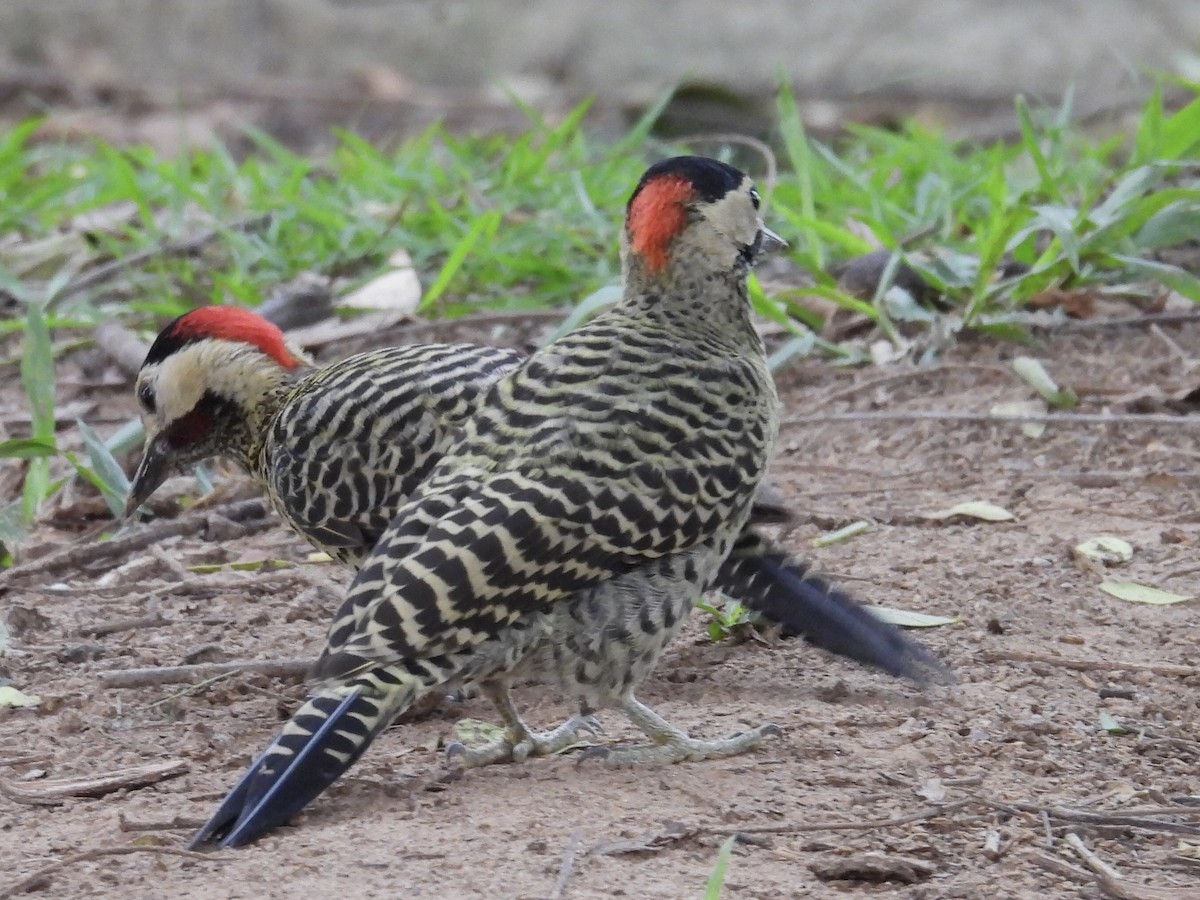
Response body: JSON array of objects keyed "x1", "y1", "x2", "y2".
[{"x1": 155, "y1": 359, "x2": 205, "y2": 423}]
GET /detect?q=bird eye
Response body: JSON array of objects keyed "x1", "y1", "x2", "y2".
[
  {"x1": 749, "y1": 189, "x2": 761, "y2": 210},
  {"x1": 137, "y1": 382, "x2": 157, "y2": 414}
]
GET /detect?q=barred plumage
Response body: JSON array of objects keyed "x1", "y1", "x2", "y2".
[{"x1": 127, "y1": 157, "x2": 946, "y2": 849}]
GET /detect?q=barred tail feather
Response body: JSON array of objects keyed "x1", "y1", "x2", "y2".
[
  {"x1": 190, "y1": 676, "x2": 415, "y2": 849},
  {"x1": 717, "y1": 532, "x2": 951, "y2": 686}
]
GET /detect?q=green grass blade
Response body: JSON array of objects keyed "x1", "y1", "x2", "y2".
[
  {"x1": 1160, "y1": 87, "x2": 1200, "y2": 159},
  {"x1": 19, "y1": 302, "x2": 56, "y2": 523},
  {"x1": 1132, "y1": 84, "x2": 1164, "y2": 164},
  {"x1": 76, "y1": 418, "x2": 132, "y2": 498},
  {"x1": 0, "y1": 437, "x2": 58, "y2": 459},
  {"x1": 704, "y1": 835, "x2": 737, "y2": 899},
  {"x1": 1014, "y1": 95, "x2": 1064, "y2": 204},
  {"x1": 776, "y1": 78, "x2": 823, "y2": 269},
  {"x1": 1113, "y1": 255, "x2": 1200, "y2": 301},
  {"x1": 419, "y1": 209, "x2": 504, "y2": 311}
]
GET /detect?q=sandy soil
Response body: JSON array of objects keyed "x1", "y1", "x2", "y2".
[{"x1": 2, "y1": 321, "x2": 1198, "y2": 899}]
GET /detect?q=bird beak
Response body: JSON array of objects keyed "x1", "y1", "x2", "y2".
[
  {"x1": 123, "y1": 435, "x2": 173, "y2": 518},
  {"x1": 756, "y1": 226, "x2": 788, "y2": 257}
]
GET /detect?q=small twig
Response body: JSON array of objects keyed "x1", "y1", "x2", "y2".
[
  {"x1": 99, "y1": 657, "x2": 311, "y2": 689},
  {"x1": 0, "y1": 760, "x2": 188, "y2": 806},
  {"x1": 1025, "y1": 849, "x2": 1094, "y2": 884},
  {"x1": 983, "y1": 799, "x2": 1200, "y2": 836},
  {"x1": 117, "y1": 812, "x2": 209, "y2": 833},
  {"x1": 0, "y1": 755, "x2": 48, "y2": 768},
  {"x1": 810, "y1": 363, "x2": 1014, "y2": 411},
  {"x1": 1046, "y1": 310, "x2": 1200, "y2": 332},
  {"x1": 137, "y1": 669, "x2": 244, "y2": 711},
  {"x1": 782, "y1": 410, "x2": 1199, "y2": 428},
  {"x1": 983, "y1": 650, "x2": 1197, "y2": 679},
  {"x1": 1148, "y1": 323, "x2": 1198, "y2": 372},
  {"x1": 1062, "y1": 833, "x2": 1190, "y2": 899},
  {"x1": 147, "y1": 544, "x2": 192, "y2": 581},
  {"x1": 1, "y1": 499, "x2": 270, "y2": 582},
  {"x1": 0, "y1": 845, "x2": 227, "y2": 899},
  {"x1": 1041, "y1": 809, "x2": 1055, "y2": 848},
  {"x1": 1066, "y1": 833, "x2": 1126, "y2": 884},
  {"x1": 701, "y1": 799, "x2": 972, "y2": 836},
  {"x1": 78, "y1": 614, "x2": 169, "y2": 638},
  {"x1": 548, "y1": 830, "x2": 583, "y2": 900}
]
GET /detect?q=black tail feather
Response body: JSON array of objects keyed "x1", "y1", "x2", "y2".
[
  {"x1": 717, "y1": 532, "x2": 951, "y2": 685},
  {"x1": 189, "y1": 689, "x2": 380, "y2": 849}
]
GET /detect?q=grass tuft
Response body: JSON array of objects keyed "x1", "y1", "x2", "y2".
[{"x1": 2, "y1": 84, "x2": 1200, "y2": 561}]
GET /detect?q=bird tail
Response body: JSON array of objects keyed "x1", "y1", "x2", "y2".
[
  {"x1": 189, "y1": 667, "x2": 419, "y2": 849},
  {"x1": 717, "y1": 530, "x2": 951, "y2": 686}
]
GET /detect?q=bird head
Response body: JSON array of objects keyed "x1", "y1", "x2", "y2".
[
  {"x1": 623, "y1": 156, "x2": 786, "y2": 278},
  {"x1": 124, "y1": 306, "x2": 310, "y2": 516}
]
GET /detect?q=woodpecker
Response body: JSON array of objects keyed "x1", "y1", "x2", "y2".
[
  {"x1": 128, "y1": 319, "x2": 942, "y2": 685},
  {"x1": 130, "y1": 159, "x2": 946, "y2": 849}
]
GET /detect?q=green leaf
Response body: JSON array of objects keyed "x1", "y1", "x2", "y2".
[
  {"x1": 812, "y1": 520, "x2": 871, "y2": 547},
  {"x1": 1131, "y1": 199, "x2": 1200, "y2": 252},
  {"x1": 1100, "y1": 581, "x2": 1192, "y2": 605},
  {"x1": 1074, "y1": 536, "x2": 1133, "y2": 565},
  {"x1": 452, "y1": 717, "x2": 506, "y2": 746},
  {"x1": 866, "y1": 606, "x2": 960, "y2": 628},
  {"x1": 1011, "y1": 356, "x2": 1078, "y2": 409},
  {"x1": 0, "y1": 437, "x2": 57, "y2": 459},
  {"x1": 420, "y1": 209, "x2": 504, "y2": 309},
  {"x1": 1097, "y1": 711, "x2": 1130, "y2": 735},
  {"x1": 704, "y1": 835, "x2": 737, "y2": 900},
  {"x1": 1030, "y1": 204, "x2": 1081, "y2": 272},
  {"x1": 776, "y1": 77, "x2": 822, "y2": 269},
  {"x1": 1014, "y1": 95, "x2": 1064, "y2": 204},
  {"x1": 928, "y1": 501, "x2": 1015, "y2": 522},
  {"x1": 1113, "y1": 255, "x2": 1200, "y2": 301},
  {"x1": 0, "y1": 685, "x2": 41, "y2": 708},
  {"x1": 1160, "y1": 89, "x2": 1200, "y2": 159},
  {"x1": 20, "y1": 302, "x2": 55, "y2": 523}
]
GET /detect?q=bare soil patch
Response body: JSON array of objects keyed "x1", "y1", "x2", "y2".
[{"x1": 2, "y1": 321, "x2": 1199, "y2": 899}]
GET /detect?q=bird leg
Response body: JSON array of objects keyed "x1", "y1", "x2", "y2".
[
  {"x1": 581, "y1": 694, "x2": 781, "y2": 768},
  {"x1": 445, "y1": 684, "x2": 598, "y2": 768}
]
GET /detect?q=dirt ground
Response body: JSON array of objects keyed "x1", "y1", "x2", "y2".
[{"x1": 2, "y1": 319, "x2": 1199, "y2": 899}]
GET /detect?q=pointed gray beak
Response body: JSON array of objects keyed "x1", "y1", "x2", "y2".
[
  {"x1": 757, "y1": 226, "x2": 788, "y2": 257},
  {"x1": 123, "y1": 434, "x2": 172, "y2": 518}
]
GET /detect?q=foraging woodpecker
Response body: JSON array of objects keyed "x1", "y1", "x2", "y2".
[
  {"x1": 128, "y1": 158, "x2": 946, "y2": 848},
  {"x1": 128, "y1": 320, "x2": 942, "y2": 684}
]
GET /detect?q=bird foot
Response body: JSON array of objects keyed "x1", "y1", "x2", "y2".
[
  {"x1": 446, "y1": 715, "x2": 600, "y2": 769},
  {"x1": 580, "y1": 722, "x2": 782, "y2": 768}
]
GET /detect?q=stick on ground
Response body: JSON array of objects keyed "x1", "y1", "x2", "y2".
[{"x1": 99, "y1": 657, "x2": 312, "y2": 689}]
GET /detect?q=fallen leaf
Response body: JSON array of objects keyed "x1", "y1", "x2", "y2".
[
  {"x1": 812, "y1": 520, "x2": 871, "y2": 547},
  {"x1": 0, "y1": 685, "x2": 41, "y2": 708},
  {"x1": 1100, "y1": 581, "x2": 1192, "y2": 605},
  {"x1": 866, "y1": 606, "x2": 960, "y2": 628},
  {"x1": 915, "y1": 777, "x2": 947, "y2": 802},
  {"x1": 1012, "y1": 356, "x2": 1078, "y2": 409},
  {"x1": 452, "y1": 717, "x2": 505, "y2": 745},
  {"x1": 340, "y1": 248, "x2": 421, "y2": 314},
  {"x1": 1177, "y1": 842, "x2": 1200, "y2": 860},
  {"x1": 990, "y1": 399, "x2": 1047, "y2": 438},
  {"x1": 1097, "y1": 711, "x2": 1130, "y2": 735},
  {"x1": 1074, "y1": 536, "x2": 1133, "y2": 565},
  {"x1": 927, "y1": 501, "x2": 1015, "y2": 522}
]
